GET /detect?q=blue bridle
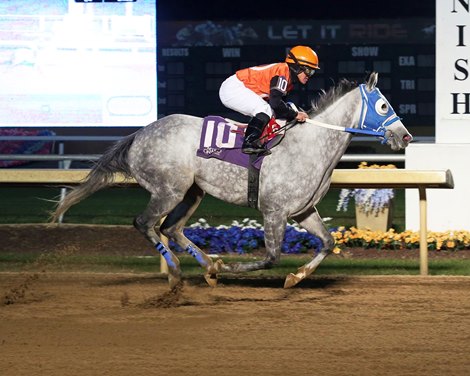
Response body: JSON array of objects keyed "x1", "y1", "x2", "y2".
[{"x1": 344, "y1": 84, "x2": 401, "y2": 142}]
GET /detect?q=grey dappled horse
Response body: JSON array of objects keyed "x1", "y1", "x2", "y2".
[{"x1": 51, "y1": 72, "x2": 412, "y2": 289}]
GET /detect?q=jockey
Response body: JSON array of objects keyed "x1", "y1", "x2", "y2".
[{"x1": 219, "y1": 45, "x2": 320, "y2": 154}]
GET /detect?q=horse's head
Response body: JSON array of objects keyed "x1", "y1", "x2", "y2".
[{"x1": 359, "y1": 72, "x2": 413, "y2": 150}]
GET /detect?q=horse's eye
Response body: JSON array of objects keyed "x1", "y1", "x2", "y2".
[{"x1": 375, "y1": 99, "x2": 388, "y2": 115}]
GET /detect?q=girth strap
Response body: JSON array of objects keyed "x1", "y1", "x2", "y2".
[{"x1": 247, "y1": 154, "x2": 259, "y2": 209}]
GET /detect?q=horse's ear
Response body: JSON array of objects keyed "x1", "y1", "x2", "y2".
[{"x1": 365, "y1": 72, "x2": 378, "y2": 91}]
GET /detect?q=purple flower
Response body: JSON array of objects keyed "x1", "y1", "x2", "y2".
[{"x1": 168, "y1": 219, "x2": 325, "y2": 255}]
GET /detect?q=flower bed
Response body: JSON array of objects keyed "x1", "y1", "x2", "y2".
[
  {"x1": 332, "y1": 227, "x2": 470, "y2": 252},
  {"x1": 174, "y1": 218, "x2": 470, "y2": 255},
  {"x1": 172, "y1": 218, "x2": 322, "y2": 255}
]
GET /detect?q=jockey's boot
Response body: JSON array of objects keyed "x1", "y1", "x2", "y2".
[{"x1": 242, "y1": 113, "x2": 270, "y2": 154}]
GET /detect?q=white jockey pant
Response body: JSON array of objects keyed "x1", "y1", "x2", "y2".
[{"x1": 219, "y1": 74, "x2": 273, "y2": 118}]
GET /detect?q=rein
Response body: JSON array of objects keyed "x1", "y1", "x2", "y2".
[
  {"x1": 256, "y1": 115, "x2": 385, "y2": 145},
  {"x1": 304, "y1": 118, "x2": 386, "y2": 137}
]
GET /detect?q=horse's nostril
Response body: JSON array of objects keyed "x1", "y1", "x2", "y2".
[{"x1": 403, "y1": 135, "x2": 413, "y2": 143}]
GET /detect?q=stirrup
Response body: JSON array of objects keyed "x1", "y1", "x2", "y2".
[
  {"x1": 242, "y1": 145, "x2": 266, "y2": 154},
  {"x1": 257, "y1": 147, "x2": 272, "y2": 156}
]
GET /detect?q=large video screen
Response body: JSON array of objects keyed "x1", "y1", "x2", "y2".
[{"x1": 0, "y1": 0, "x2": 156, "y2": 127}]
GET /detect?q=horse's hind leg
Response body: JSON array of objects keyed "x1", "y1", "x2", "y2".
[
  {"x1": 284, "y1": 207, "x2": 334, "y2": 288},
  {"x1": 160, "y1": 183, "x2": 222, "y2": 287},
  {"x1": 133, "y1": 195, "x2": 183, "y2": 289}
]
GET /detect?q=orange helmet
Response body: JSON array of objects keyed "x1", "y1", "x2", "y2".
[{"x1": 285, "y1": 45, "x2": 319, "y2": 70}]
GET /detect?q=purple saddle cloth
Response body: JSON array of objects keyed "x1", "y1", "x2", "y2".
[{"x1": 196, "y1": 116, "x2": 267, "y2": 170}]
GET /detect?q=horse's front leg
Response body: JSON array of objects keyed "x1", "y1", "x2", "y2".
[
  {"x1": 284, "y1": 207, "x2": 334, "y2": 288},
  {"x1": 221, "y1": 210, "x2": 287, "y2": 272}
]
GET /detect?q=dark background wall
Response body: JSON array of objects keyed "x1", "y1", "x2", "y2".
[{"x1": 157, "y1": 0, "x2": 435, "y2": 21}]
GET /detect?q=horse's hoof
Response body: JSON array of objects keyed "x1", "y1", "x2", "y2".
[
  {"x1": 208, "y1": 258, "x2": 224, "y2": 273},
  {"x1": 284, "y1": 273, "x2": 302, "y2": 288},
  {"x1": 168, "y1": 273, "x2": 181, "y2": 290},
  {"x1": 215, "y1": 258, "x2": 225, "y2": 269},
  {"x1": 204, "y1": 259, "x2": 223, "y2": 287},
  {"x1": 204, "y1": 272, "x2": 218, "y2": 287}
]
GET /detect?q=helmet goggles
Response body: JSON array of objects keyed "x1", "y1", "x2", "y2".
[{"x1": 301, "y1": 66, "x2": 316, "y2": 77}]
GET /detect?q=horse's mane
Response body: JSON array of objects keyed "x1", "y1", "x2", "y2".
[{"x1": 309, "y1": 78, "x2": 358, "y2": 115}]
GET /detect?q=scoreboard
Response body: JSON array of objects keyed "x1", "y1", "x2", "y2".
[{"x1": 158, "y1": 43, "x2": 436, "y2": 137}]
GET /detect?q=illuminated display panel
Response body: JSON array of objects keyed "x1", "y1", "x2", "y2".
[{"x1": 0, "y1": 0, "x2": 156, "y2": 127}]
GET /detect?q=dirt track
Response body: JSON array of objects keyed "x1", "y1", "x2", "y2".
[{"x1": 1, "y1": 273, "x2": 469, "y2": 376}]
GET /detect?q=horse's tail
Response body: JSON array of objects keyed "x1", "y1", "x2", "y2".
[{"x1": 50, "y1": 132, "x2": 137, "y2": 223}]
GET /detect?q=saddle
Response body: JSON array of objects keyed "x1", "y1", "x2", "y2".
[
  {"x1": 196, "y1": 116, "x2": 286, "y2": 168},
  {"x1": 196, "y1": 115, "x2": 287, "y2": 208}
]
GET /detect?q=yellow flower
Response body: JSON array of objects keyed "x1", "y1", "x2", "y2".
[
  {"x1": 358, "y1": 161, "x2": 397, "y2": 170},
  {"x1": 328, "y1": 226, "x2": 470, "y2": 252},
  {"x1": 446, "y1": 240, "x2": 455, "y2": 249}
]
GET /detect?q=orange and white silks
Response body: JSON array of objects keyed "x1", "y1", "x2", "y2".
[{"x1": 235, "y1": 62, "x2": 294, "y2": 98}]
